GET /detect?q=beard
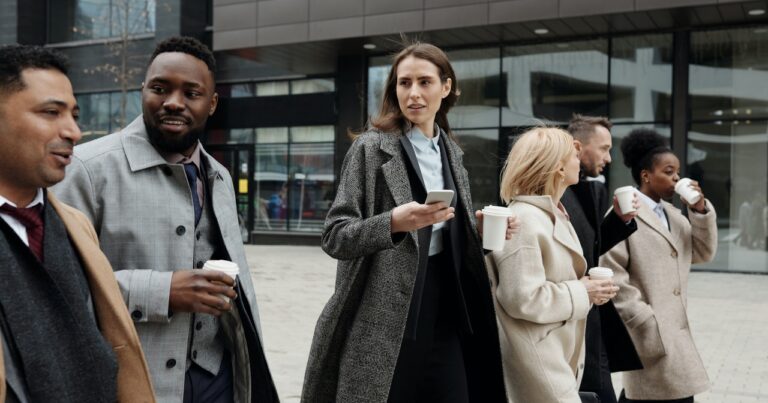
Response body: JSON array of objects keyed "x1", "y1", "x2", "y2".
[{"x1": 144, "y1": 115, "x2": 204, "y2": 154}]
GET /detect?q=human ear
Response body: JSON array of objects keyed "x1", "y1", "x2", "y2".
[{"x1": 442, "y1": 77, "x2": 452, "y2": 98}]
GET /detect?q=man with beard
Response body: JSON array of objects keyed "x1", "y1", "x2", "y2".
[
  {"x1": 0, "y1": 44, "x2": 154, "y2": 403},
  {"x1": 53, "y1": 37, "x2": 277, "y2": 403},
  {"x1": 562, "y1": 115, "x2": 642, "y2": 403}
]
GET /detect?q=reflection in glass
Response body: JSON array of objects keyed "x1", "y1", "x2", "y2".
[
  {"x1": 254, "y1": 142, "x2": 288, "y2": 232},
  {"x1": 256, "y1": 81, "x2": 290, "y2": 96},
  {"x1": 690, "y1": 27, "x2": 768, "y2": 121},
  {"x1": 48, "y1": 0, "x2": 156, "y2": 43},
  {"x1": 446, "y1": 48, "x2": 501, "y2": 129},
  {"x1": 687, "y1": 121, "x2": 768, "y2": 273},
  {"x1": 288, "y1": 142, "x2": 335, "y2": 233},
  {"x1": 610, "y1": 34, "x2": 673, "y2": 123},
  {"x1": 454, "y1": 129, "x2": 500, "y2": 211},
  {"x1": 292, "y1": 79, "x2": 335, "y2": 94},
  {"x1": 77, "y1": 90, "x2": 140, "y2": 142},
  {"x1": 367, "y1": 56, "x2": 391, "y2": 119},
  {"x1": 503, "y1": 40, "x2": 609, "y2": 126}
]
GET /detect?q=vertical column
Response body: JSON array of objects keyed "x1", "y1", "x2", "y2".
[
  {"x1": 334, "y1": 52, "x2": 367, "y2": 183},
  {"x1": 671, "y1": 30, "x2": 690, "y2": 171}
]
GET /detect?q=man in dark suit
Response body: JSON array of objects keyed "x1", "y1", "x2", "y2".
[{"x1": 563, "y1": 115, "x2": 643, "y2": 403}]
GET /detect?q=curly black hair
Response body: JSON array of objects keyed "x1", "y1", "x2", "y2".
[
  {"x1": 620, "y1": 128, "x2": 673, "y2": 185},
  {"x1": 149, "y1": 36, "x2": 216, "y2": 75},
  {"x1": 0, "y1": 44, "x2": 69, "y2": 95}
]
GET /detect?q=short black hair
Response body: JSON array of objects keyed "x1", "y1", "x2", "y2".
[
  {"x1": 620, "y1": 128, "x2": 673, "y2": 185},
  {"x1": 149, "y1": 36, "x2": 216, "y2": 75},
  {"x1": 0, "y1": 44, "x2": 69, "y2": 95}
]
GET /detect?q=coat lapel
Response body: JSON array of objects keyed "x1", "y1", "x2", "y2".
[
  {"x1": 662, "y1": 201, "x2": 683, "y2": 250},
  {"x1": 399, "y1": 136, "x2": 427, "y2": 194},
  {"x1": 380, "y1": 132, "x2": 414, "y2": 208},
  {"x1": 637, "y1": 202, "x2": 680, "y2": 252}
]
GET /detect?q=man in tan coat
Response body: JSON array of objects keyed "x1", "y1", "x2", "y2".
[{"x1": 0, "y1": 44, "x2": 154, "y2": 403}]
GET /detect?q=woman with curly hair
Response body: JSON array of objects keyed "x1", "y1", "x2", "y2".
[{"x1": 600, "y1": 128, "x2": 718, "y2": 403}]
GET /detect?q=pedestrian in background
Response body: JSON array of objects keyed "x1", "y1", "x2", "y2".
[
  {"x1": 600, "y1": 128, "x2": 717, "y2": 403},
  {"x1": 302, "y1": 41, "x2": 517, "y2": 403},
  {"x1": 487, "y1": 127, "x2": 619, "y2": 403},
  {"x1": 563, "y1": 115, "x2": 643, "y2": 403}
]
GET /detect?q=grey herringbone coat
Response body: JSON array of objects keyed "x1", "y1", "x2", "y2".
[{"x1": 301, "y1": 129, "x2": 505, "y2": 403}]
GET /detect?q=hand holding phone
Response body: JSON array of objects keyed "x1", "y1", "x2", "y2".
[{"x1": 424, "y1": 190, "x2": 455, "y2": 205}]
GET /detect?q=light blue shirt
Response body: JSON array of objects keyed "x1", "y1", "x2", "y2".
[
  {"x1": 637, "y1": 190, "x2": 669, "y2": 231},
  {"x1": 405, "y1": 125, "x2": 445, "y2": 256}
]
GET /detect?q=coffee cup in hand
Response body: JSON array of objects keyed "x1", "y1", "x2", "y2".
[
  {"x1": 482, "y1": 206, "x2": 514, "y2": 251},
  {"x1": 674, "y1": 178, "x2": 702, "y2": 205},
  {"x1": 614, "y1": 186, "x2": 636, "y2": 214},
  {"x1": 203, "y1": 260, "x2": 239, "y2": 302},
  {"x1": 588, "y1": 267, "x2": 614, "y2": 281}
]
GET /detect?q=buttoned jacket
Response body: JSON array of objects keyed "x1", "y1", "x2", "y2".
[
  {"x1": 52, "y1": 116, "x2": 268, "y2": 403},
  {"x1": 599, "y1": 199, "x2": 717, "y2": 400},
  {"x1": 0, "y1": 193, "x2": 155, "y2": 403},
  {"x1": 486, "y1": 195, "x2": 590, "y2": 403}
]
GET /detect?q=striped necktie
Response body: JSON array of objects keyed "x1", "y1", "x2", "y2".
[{"x1": 0, "y1": 203, "x2": 44, "y2": 262}]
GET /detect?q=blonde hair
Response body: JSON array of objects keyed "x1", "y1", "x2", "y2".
[{"x1": 499, "y1": 127, "x2": 576, "y2": 204}]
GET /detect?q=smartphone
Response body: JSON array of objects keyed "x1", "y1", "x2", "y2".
[{"x1": 424, "y1": 189, "x2": 455, "y2": 205}]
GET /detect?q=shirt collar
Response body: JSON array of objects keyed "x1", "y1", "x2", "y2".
[
  {"x1": 160, "y1": 141, "x2": 203, "y2": 173},
  {"x1": 405, "y1": 124, "x2": 441, "y2": 151},
  {"x1": 0, "y1": 188, "x2": 45, "y2": 209},
  {"x1": 636, "y1": 190, "x2": 663, "y2": 214}
]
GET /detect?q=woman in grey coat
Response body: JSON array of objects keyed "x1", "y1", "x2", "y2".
[{"x1": 301, "y1": 42, "x2": 515, "y2": 403}]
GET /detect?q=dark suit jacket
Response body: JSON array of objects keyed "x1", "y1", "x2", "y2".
[{"x1": 561, "y1": 179, "x2": 642, "y2": 391}]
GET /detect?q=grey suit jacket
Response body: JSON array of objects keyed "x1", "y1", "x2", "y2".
[{"x1": 52, "y1": 116, "x2": 264, "y2": 403}]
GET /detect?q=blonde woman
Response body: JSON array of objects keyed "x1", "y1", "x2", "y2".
[{"x1": 487, "y1": 127, "x2": 619, "y2": 403}]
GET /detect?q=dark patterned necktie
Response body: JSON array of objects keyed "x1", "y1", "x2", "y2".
[
  {"x1": 184, "y1": 163, "x2": 202, "y2": 226},
  {"x1": 0, "y1": 203, "x2": 44, "y2": 262}
]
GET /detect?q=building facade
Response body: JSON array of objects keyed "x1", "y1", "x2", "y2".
[{"x1": 2, "y1": 0, "x2": 767, "y2": 272}]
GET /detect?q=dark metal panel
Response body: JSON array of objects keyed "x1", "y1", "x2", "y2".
[
  {"x1": 561, "y1": 17, "x2": 598, "y2": 36},
  {"x1": 693, "y1": 5, "x2": 723, "y2": 25},
  {"x1": 671, "y1": 31, "x2": 689, "y2": 170},
  {"x1": 626, "y1": 11, "x2": 659, "y2": 30},
  {"x1": 208, "y1": 92, "x2": 337, "y2": 129},
  {"x1": 717, "y1": 3, "x2": 745, "y2": 22}
]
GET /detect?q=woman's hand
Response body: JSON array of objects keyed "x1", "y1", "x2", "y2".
[
  {"x1": 475, "y1": 210, "x2": 520, "y2": 240},
  {"x1": 391, "y1": 201, "x2": 454, "y2": 233},
  {"x1": 579, "y1": 277, "x2": 619, "y2": 305},
  {"x1": 684, "y1": 180, "x2": 707, "y2": 213}
]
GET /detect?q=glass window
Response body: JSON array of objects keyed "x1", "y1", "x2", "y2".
[
  {"x1": 256, "y1": 81, "x2": 290, "y2": 96},
  {"x1": 109, "y1": 90, "x2": 141, "y2": 129},
  {"x1": 290, "y1": 126, "x2": 335, "y2": 143},
  {"x1": 230, "y1": 83, "x2": 256, "y2": 98},
  {"x1": 687, "y1": 121, "x2": 768, "y2": 273},
  {"x1": 288, "y1": 141, "x2": 335, "y2": 232},
  {"x1": 610, "y1": 34, "x2": 673, "y2": 123},
  {"x1": 502, "y1": 40, "x2": 609, "y2": 126},
  {"x1": 367, "y1": 55, "x2": 391, "y2": 119},
  {"x1": 447, "y1": 48, "x2": 501, "y2": 129},
  {"x1": 257, "y1": 127, "x2": 289, "y2": 143},
  {"x1": 690, "y1": 27, "x2": 768, "y2": 121},
  {"x1": 254, "y1": 142, "x2": 289, "y2": 232},
  {"x1": 48, "y1": 0, "x2": 156, "y2": 43},
  {"x1": 454, "y1": 129, "x2": 500, "y2": 211},
  {"x1": 291, "y1": 79, "x2": 335, "y2": 94},
  {"x1": 77, "y1": 90, "x2": 140, "y2": 141}
]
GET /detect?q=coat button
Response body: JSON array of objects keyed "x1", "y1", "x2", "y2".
[
  {"x1": 673, "y1": 288, "x2": 681, "y2": 296},
  {"x1": 161, "y1": 166, "x2": 173, "y2": 176},
  {"x1": 196, "y1": 231, "x2": 201, "y2": 240},
  {"x1": 196, "y1": 260, "x2": 204, "y2": 269},
  {"x1": 671, "y1": 250, "x2": 678, "y2": 258},
  {"x1": 131, "y1": 310, "x2": 143, "y2": 320},
  {"x1": 196, "y1": 321, "x2": 203, "y2": 331},
  {"x1": 176, "y1": 225, "x2": 186, "y2": 236},
  {"x1": 166, "y1": 359, "x2": 176, "y2": 368},
  {"x1": 192, "y1": 350, "x2": 197, "y2": 359}
]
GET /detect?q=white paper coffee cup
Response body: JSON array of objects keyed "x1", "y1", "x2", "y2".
[
  {"x1": 203, "y1": 260, "x2": 239, "y2": 302},
  {"x1": 588, "y1": 267, "x2": 614, "y2": 281},
  {"x1": 482, "y1": 206, "x2": 513, "y2": 251},
  {"x1": 614, "y1": 186, "x2": 636, "y2": 214},
  {"x1": 675, "y1": 178, "x2": 702, "y2": 204}
]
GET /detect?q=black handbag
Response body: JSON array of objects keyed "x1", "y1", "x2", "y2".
[{"x1": 579, "y1": 391, "x2": 601, "y2": 403}]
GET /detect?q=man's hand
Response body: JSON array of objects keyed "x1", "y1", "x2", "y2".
[
  {"x1": 613, "y1": 193, "x2": 639, "y2": 222},
  {"x1": 475, "y1": 210, "x2": 520, "y2": 240},
  {"x1": 391, "y1": 201, "x2": 454, "y2": 233},
  {"x1": 169, "y1": 270, "x2": 237, "y2": 316}
]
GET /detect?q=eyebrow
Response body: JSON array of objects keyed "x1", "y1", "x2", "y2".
[
  {"x1": 147, "y1": 77, "x2": 203, "y2": 88},
  {"x1": 41, "y1": 99, "x2": 79, "y2": 112},
  {"x1": 397, "y1": 75, "x2": 436, "y2": 81}
]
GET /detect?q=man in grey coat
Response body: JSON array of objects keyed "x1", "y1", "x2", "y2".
[{"x1": 53, "y1": 37, "x2": 276, "y2": 403}]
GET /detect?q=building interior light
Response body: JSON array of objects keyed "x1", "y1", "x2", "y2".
[
  {"x1": 363, "y1": 43, "x2": 376, "y2": 50},
  {"x1": 748, "y1": 9, "x2": 766, "y2": 16},
  {"x1": 534, "y1": 28, "x2": 549, "y2": 35}
]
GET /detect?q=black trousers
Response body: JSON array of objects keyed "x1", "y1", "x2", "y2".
[
  {"x1": 388, "y1": 253, "x2": 469, "y2": 403},
  {"x1": 619, "y1": 390, "x2": 694, "y2": 403},
  {"x1": 582, "y1": 337, "x2": 618, "y2": 403},
  {"x1": 184, "y1": 350, "x2": 234, "y2": 403}
]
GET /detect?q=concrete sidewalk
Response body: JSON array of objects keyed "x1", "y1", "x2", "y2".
[{"x1": 245, "y1": 245, "x2": 768, "y2": 402}]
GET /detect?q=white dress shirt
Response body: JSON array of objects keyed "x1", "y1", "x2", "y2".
[
  {"x1": 637, "y1": 190, "x2": 669, "y2": 231},
  {"x1": 0, "y1": 189, "x2": 45, "y2": 246},
  {"x1": 405, "y1": 125, "x2": 445, "y2": 256}
]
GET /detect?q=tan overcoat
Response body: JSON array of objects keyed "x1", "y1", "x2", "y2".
[
  {"x1": 486, "y1": 195, "x2": 590, "y2": 403},
  {"x1": 599, "y1": 198, "x2": 717, "y2": 400},
  {"x1": 0, "y1": 193, "x2": 155, "y2": 403}
]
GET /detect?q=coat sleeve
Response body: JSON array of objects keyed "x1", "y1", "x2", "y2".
[
  {"x1": 600, "y1": 208, "x2": 637, "y2": 255},
  {"x1": 688, "y1": 199, "x2": 717, "y2": 264},
  {"x1": 492, "y1": 242, "x2": 590, "y2": 325},
  {"x1": 53, "y1": 157, "x2": 173, "y2": 324},
  {"x1": 321, "y1": 136, "x2": 404, "y2": 260}
]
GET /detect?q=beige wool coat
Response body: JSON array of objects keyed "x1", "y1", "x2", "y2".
[
  {"x1": 599, "y1": 198, "x2": 717, "y2": 400},
  {"x1": 486, "y1": 195, "x2": 590, "y2": 403}
]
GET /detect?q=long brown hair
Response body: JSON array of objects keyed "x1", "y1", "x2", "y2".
[{"x1": 369, "y1": 42, "x2": 460, "y2": 135}]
